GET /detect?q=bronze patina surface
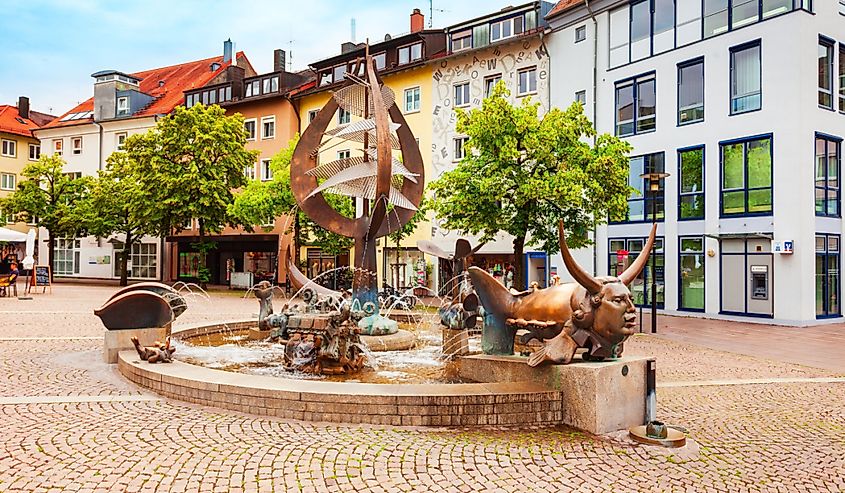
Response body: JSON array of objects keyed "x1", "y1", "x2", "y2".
[
  {"x1": 289, "y1": 51, "x2": 424, "y2": 305},
  {"x1": 469, "y1": 221, "x2": 656, "y2": 364}
]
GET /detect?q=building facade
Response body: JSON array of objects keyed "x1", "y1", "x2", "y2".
[
  {"x1": 428, "y1": 1, "x2": 555, "y2": 292},
  {"x1": 34, "y1": 42, "x2": 255, "y2": 281},
  {"x1": 173, "y1": 50, "x2": 310, "y2": 286},
  {"x1": 293, "y1": 9, "x2": 445, "y2": 292},
  {"x1": 546, "y1": 0, "x2": 839, "y2": 324}
]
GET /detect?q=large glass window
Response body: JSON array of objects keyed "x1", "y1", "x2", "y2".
[
  {"x1": 732, "y1": 0, "x2": 760, "y2": 29},
  {"x1": 730, "y1": 41, "x2": 762, "y2": 114},
  {"x1": 703, "y1": 0, "x2": 729, "y2": 38},
  {"x1": 653, "y1": 0, "x2": 675, "y2": 54},
  {"x1": 676, "y1": 1, "x2": 702, "y2": 46},
  {"x1": 679, "y1": 237, "x2": 705, "y2": 311},
  {"x1": 615, "y1": 152, "x2": 664, "y2": 223},
  {"x1": 609, "y1": 237, "x2": 665, "y2": 308},
  {"x1": 609, "y1": 7, "x2": 630, "y2": 68},
  {"x1": 54, "y1": 238, "x2": 80, "y2": 275},
  {"x1": 615, "y1": 74, "x2": 656, "y2": 136},
  {"x1": 763, "y1": 0, "x2": 794, "y2": 18},
  {"x1": 816, "y1": 234, "x2": 840, "y2": 318},
  {"x1": 721, "y1": 135, "x2": 772, "y2": 216},
  {"x1": 630, "y1": 0, "x2": 651, "y2": 61},
  {"x1": 115, "y1": 243, "x2": 157, "y2": 279},
  {"x1": 678, "y1": 58, "x2": 704, "y2": 125},
  {"x1": 815, "y1": 134, "x2": 840, "y2": 217},
  {"x1": 819, "y1": 39, "x2": 834, "y2": 109},
  {"x1": 679, "y1": 146, "x2": 704, "y2": 219}
]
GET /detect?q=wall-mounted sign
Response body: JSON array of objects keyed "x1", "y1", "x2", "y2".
[
  {"x1": 773, "y1": 240, "x2": 793, "y2": 254},
  {"x1": 750, "y1": 265, "x2": 768, "y2": 273}
]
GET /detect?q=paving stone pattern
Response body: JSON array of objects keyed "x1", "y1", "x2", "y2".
[{"x1": 0, "y1": 284, "x2": 843, "y2": 491}]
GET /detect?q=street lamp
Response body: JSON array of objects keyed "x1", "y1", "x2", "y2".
[{"x1": 639, "y1": 171, "x2": 670, "y2": 334}]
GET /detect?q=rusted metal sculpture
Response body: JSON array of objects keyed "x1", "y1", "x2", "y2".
[
  {"x1": 95, "y1": 282, "x2": 187, "y2": 330},
  {"x1": 468, "y1": 221, "x2": 656, "y2": 365},
  {"x1": 290, "y1": 48, "x2": 424, "y2": 307},
  {"x1": 418, "y1": 239, "x2": 483, "y2": 330}
]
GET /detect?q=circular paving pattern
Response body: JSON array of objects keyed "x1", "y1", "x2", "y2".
[{"x1": 0, "y1": 285, "x2": 844, "y2": 492}]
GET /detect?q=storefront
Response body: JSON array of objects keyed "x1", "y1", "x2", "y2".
[
  {"x1": 437, "y1": 251, "x2": 548, "y2": 295},
  {"x1": 170, "y1": 235, "x2": 279, "y2": 286},
  {"x1": 305, "y1": 248, "x2": 350, "y2": 291},
  {"x1": 382, "y1": 247, "x2": 427, "y2": 291}
]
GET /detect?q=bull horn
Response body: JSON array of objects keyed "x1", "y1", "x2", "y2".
[
  {"x1": 558, "y1": 221, "x2": 601, "y2": 295},
  {"x1": 618, "y1": 223, "x2": 658, "y2": 286}
]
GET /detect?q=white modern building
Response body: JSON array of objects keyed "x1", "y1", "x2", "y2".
[
  {"x1": 33, "y1": 42, "x2": 254, "y2": 281},
  {"x1": 546, "y1": 0, "x2": 842, "y2": 324}
]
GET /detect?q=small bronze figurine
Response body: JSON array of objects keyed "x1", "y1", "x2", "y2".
[{"x1": 131, "y1": 336, "x2": 175, "y2": 363}]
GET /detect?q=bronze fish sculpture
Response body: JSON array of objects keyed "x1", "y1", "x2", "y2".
[{"x1": 468, "y1": 221, "x2": 656, "y2": 366}]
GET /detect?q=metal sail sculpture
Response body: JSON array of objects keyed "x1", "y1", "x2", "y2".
[{"x1": 290, "y1": 47, "x2": 425, "y2": 305}]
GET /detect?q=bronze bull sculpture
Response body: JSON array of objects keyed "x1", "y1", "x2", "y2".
[{"x1": 468, "y1": 221, "x2": 656, "y2": 366}]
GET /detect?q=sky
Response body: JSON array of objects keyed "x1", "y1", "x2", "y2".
[{"x1": 0, "y1": 0, "x2": 523, "y2": 116}]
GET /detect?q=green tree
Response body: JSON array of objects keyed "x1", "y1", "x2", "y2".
[
  {"x1": 0, "y1": 155, "x2": 91, "y2": 280},
  {"x1": 428, "y1": 83, "x2": 632, "y2": 289},
  {"x1": 385, "y1": 198, "x2": 428, "y2": 286},
  {"x1": 82, "y1": 154, "x2": 153, "y2": 286},
  {"x1": 124, "y1": 104, "x2": 258, "y2": 286}
]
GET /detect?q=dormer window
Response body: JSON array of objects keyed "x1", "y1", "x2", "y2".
[
  {"x1": 116, "y1": 97, "x2": 130, "y2": 116},
  {"x1": 373, "y1": 53, "x2": 386, "y2": 71},
  {"x1": 398, "y1": 42, "x2": 423, "y2": 65},
  {"x1": 319, "y1": 70, "x2": 333, "y2": 87},
  {"x1": 332, "y1": 64, "x2": 346, "y2": 83},
  {"x1": 490, "y1": 15, "x2": 524, "y2": 43},
  {"x1": 451, "y1": 30, "x2": 472, "y2": 52}
]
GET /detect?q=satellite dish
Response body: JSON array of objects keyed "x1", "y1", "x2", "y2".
[{"x1": 384, "y1": 34, "x2": 392, "y2": 41}]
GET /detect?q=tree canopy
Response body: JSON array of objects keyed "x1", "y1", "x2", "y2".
[
  {"x1": 428, "y1": 83, "x2": 632, "y2": 289},
  {"x1": 0, "y1": 155, "x2": 91, "y2": 278}
]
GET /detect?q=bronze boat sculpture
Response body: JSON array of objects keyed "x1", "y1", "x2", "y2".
[
  {"x1": 468, "y1": 221, "x2": 656, "y2": 365},
  {"x1": 95, "y1": 282, "x2": 187, "y2": 330}
]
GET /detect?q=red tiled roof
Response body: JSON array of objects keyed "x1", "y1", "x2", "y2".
[
  {"x1": 41, "y1": 52, "x2": 251, "y2": 130},
  {"x1": 0, "y1": 105, "x2": 52, "y2": 138},
  {"x1": 546, "y1": 0, "x2": 583, "y2": 19}
]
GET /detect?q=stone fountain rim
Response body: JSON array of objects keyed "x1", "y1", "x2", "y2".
[{"x1": 117, "y1": 319, "x2": 566, "y2": 427}]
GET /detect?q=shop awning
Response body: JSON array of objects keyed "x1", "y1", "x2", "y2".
[{"x1": 0, "y1": 227, "x2": 28, "y2": 242}]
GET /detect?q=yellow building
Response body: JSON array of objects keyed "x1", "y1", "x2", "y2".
[
  {"x1": 292, "y1": 9, "x2": 444, "y2": 292},
  {"x1": 0, "y1": 97, "x2": 54, "y2": 236}
]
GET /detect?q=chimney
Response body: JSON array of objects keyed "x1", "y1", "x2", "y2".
[
  {"x1": 226, "y1": 64, "x2": 245, "y2": 98},
  {"x1": 410, "y1": 8, "x2": 424, "y2": 33},
  {"x1": 17, "y1": 97, "x2": 29, "y2": 120},
  {"x1": 223, "y1": 39, "x2": 233, "y2": 63},
  {"x1": 341, "y1": 42, "x2": 357, "y2": 54},
  {"x1": 274, "y1": 49, "x2": 286, "y2": 72}
]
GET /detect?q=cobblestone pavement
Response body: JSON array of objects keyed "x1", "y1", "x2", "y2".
[{"x1": 0, "y1": 284, "x2": 844, "y2": 492}]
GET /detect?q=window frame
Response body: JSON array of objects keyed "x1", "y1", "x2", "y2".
[
  {"x1": 71, "y1": 137, "x2": 82, "y2": 155},
  {"x1": 517, "y1": 66, "x2": 537, "y2": 96},
  {"x1": 307, "y1": 110, "x2": 319, "y2": 124},
  {"x1": 337, "y1": 107, "x2": 351, "y2": 125},
  {"x1": 678, "y1": 145, "x2": 706, "y2": 220},
  {"x1": 53, "y1": 139, "x2": 63, "y2": 157},
  {"x1": 404, "y1": 86, "x2": 421, "y2": 114},
  {"x1": 454, "y1": 82, "x2": 470, "y2": 107},
  {"x1": 677, "y1": 57, "x2": 705, "y2": 126},
  {"x1": 608, "y1": 236, "x2": 665, "y2": 308},
  {"x1": 678, "y1": 235, "x2": 706, "y2": 312},
  {"x1": 612, "y1": 151, "x2": 665, "y2": 224},
  {"x1": 815, "y1": 132, "x2": 841, "y2": 218},
  {"x1": 260, "y1": 158, "x2": 273, "y2": 181},
  {"x1": 244, "y1": 118, "x2": 257, "y2": 141},
  {"x1": 451, "y1": 30, "x2": 472, "y2": 52},
  {"x1": 261, "y1": 116, "x2": 275, "y2": 140},
  {"x1": 729, "y1": 39, "x2": 762, "y2": 115},
  {"x1": 28, "y1": 143, "x2": 40, "y2": 161},
  {"x1": 489, "y1": 15, "x2": 525, "y2": 43},
  {"x1": 575, "y1": 90, "x2": 587, "y2": 105},
  {"x1": 575, "y1": 25, "x2": 587, "y2": 43},
  {"x1": 819, "y1": 36, "x2": 835, "y2": 110},
  {"x1": 839, "y1": 43, "x2": 845, "y2": 113},
  {"x1": 0, "y1": 139, "x2": 16, "y2": 158},
  {"x1": 397, "y1": 42, "x2": 423, "y2": 66},
  {"x1": 0, "y1": 173, "x2": 16, "y2": 191},
  {"x1": 484, "y1": 74, "x2": 502, "y2": 98},
  {"x1": 453, "y1": 137, "x2": 469, "y2": 162},
  {"x1": 614, "y1": 71, "x2": 657, "y2": 137},
  {"x1": 116, "y1": 96, "x2": 130, "y2": 116},
  {"x1": 816, "y1": 233, "x2": 841, "y2": 319},
  {"x1": 719, "y1": 133, "x2": 774, "y2": 217}
]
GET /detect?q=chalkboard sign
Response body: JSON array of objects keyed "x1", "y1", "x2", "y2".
[{"x1": 34, "y1": 265, "x2": 50, "y2": 287}]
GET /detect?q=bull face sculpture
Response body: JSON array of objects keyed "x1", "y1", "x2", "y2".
[{"x1": 467, "y1": 221, "x2": 656, "y2": 365}]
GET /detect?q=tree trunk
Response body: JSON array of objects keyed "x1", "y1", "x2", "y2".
[
  {"x1": 513, "y1": 235, "x2": 525, "y2": 291},
  {"x1": 293, "y1": 214, "x2": 301, "y2": 265},
  {"x1": 119, "y1": 232, "x2": 131, "y2": 287}
]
